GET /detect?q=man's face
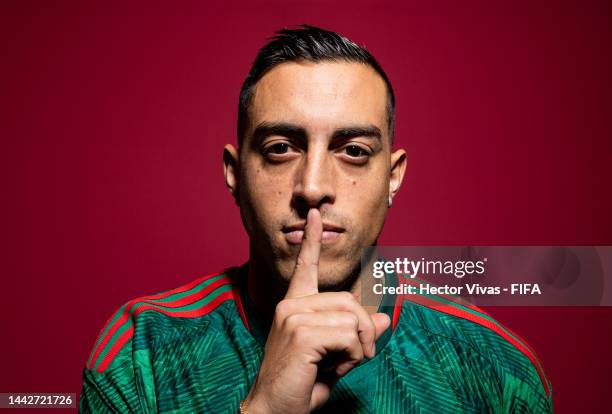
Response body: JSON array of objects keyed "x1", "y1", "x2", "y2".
[{"x1": 225, "y1": 61, "x2": 405, "y2": 289}]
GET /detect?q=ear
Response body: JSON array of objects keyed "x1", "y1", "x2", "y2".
[
  {"x1": 223, "y1": 144, "x2": 240, "y2": 206},
  {"x1": 389, "y1": 148, "x2": 407, "y2": 205}
]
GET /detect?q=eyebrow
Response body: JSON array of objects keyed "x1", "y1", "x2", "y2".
[
  {"x1": 250, "y1": 122, "x2": 382, "y2": 147},
  {"x1": 251, "y1": 122, "x2": 308, "y2": 147},
  {"x1": 331, "y1": 125, "x2": 382, "y2": 141}
]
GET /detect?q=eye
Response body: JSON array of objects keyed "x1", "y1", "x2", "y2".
[
  {"x1": 266, "y1": 142, "x2": 289, "y2": 154},
  {"x1": 337, "y1": 143, "x2": 372, "y2": 165},
  {"x1": 262, "y1": 141, "x2": 299, "y2": 162},
  {"x1": 344, "y1": 145, "x2": 368, "y2": 158},
  {"x1": 265, "y1": 142, "x2": 290, "y2": 154}
]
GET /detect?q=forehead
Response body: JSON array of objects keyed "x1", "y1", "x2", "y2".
[{"x1": 248, "y1": 61, "x2": 388, "y2": 138}]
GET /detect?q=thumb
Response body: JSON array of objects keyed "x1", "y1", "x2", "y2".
[{"x1": 371, "y1": 313, "x2": 391, "y2": 354}]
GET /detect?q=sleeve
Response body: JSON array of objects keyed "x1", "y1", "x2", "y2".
[
  {"x1": 79, "y1": 346, "x2": 146, "y2": 413},
  {"x1": 502, "y1": 376, "x2": 553, "y2": 414},
  {"x1": 79, "y1": 303, "x2": 151, "y2": 414},
  {"x1": 79, "y1": 368, "x2": 139, "y2": 413},
  {"x1": 500, "y1": 358, "x2": 553, "y2": 414}
]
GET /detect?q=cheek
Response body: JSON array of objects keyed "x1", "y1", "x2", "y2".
[
  {"x1": 343, "y1": 176, "x2": 388, "y2": 234},
  {"x1": 242, "y1": 163, "x2": 292, "y2": 222},
  {"x1": 345, "y1": 172, "x2": 388, "y2": 204},
  {"x1": 250, "y1": 170, "x2": 288, "y2": 201}
]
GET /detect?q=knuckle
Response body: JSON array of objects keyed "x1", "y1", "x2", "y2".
[
  {"x1": 363, "y1": 314, "x2": 375, "y2": 331},
  {"x1": 340, "y1": 291, "x2": 356, "y2": 304},
  {"x1": 339, "y1": 312, "x2": 359, "y2": 328},
  {"x1": 274, "y1": 300, "x2": 291, "y2": 322},
  {"x1": 345, "y1": 330, "x2": 364, "y2": 356},
  {"x1": 284, "y1": 313, "x2": 300, "y2": 331},
  {"x1": 339, "y1": 327, "x2": 359, "y2": 346},
  {"x1": 292, "y1": 325, "x2": 309, "y2": 343},
  {"x1": 348, "y1": 313, "x2": 360, "y2": 328}
]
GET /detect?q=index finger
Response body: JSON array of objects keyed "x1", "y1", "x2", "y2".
[{"x1": 285, "y1": 208, "x2": 322, "y2": 298}]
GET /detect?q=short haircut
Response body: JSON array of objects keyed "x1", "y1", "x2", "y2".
[{"x1": 237, "y1": 24, "x2": 395, "y2": 145}]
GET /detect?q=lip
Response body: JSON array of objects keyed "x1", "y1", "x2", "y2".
[{"x1": 282, "y1": 222, "x2": 345, "y2": 245}]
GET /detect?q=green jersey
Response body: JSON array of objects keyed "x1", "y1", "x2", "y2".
[{"x1": 80, "y1": 264, "x2": 552, "y2": 413}]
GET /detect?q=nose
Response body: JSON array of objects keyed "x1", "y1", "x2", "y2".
[{"x1": 292, "y1": 144, "x2": 336, "y2": 214}]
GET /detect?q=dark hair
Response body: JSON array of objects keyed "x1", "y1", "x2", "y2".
[{"x1": 237, "y1": 24, "x2": 395, "y2": 144}]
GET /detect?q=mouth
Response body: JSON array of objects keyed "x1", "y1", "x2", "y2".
[{"x1": 282, "y1": 222, "x2": 346, "y2": 245}]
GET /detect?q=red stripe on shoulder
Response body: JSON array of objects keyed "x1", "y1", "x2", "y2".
[
  {"x1": 96, "y1": 289, "x2": 235, "y2": 372},
  {"x1": 402, "y1": 291, "x2": 551, "y2": 398},
  {"x1": 391, "y1": 293, "x2": 404, "y2": 330},
  {"x1": 88, "y1": 268, "x2": 236, "y2": 371},
  {"x1": 232, "y1": 281, "x2": 250, "y2": 332},
  {"x1": 138, "y1": 275, "x2": 232, "y2": 310},
  {"x1": 96, "y1": 325, "x2": 134, "y2": 372}
]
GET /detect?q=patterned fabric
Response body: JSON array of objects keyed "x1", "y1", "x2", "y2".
[{"x1": 80, "y1": 264, "x2": 552, "y2": 413}]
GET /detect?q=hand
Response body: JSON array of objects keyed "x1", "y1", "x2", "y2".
[{"x1": 244, "y1": 209, "x2": 390, "y2": 414}]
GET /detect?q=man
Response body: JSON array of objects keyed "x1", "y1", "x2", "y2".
[{"x1": 80, "y1": 25, "x2": 552, "y2": 413}]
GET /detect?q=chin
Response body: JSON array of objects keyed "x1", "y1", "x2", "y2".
[
  {"x1": 271, "y1": 257, "x2": 359, "y2": 292},
  {"x1": 316, "y1": 261, "x2": 361, "y2": 292}
]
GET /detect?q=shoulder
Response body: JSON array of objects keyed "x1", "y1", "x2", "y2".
[
  {"x1": 394, "y1": 288, "x2": 552, "y2": 406},
  {"x1": 85, "y1": 266, "x2": 246, "y2": 374}
]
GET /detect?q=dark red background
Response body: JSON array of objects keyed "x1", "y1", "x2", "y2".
[{"x1": 4, "y1": 1, "x2": 611, "y2": 412}]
